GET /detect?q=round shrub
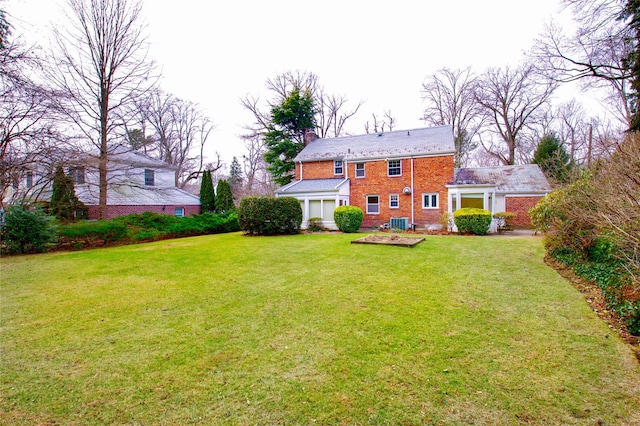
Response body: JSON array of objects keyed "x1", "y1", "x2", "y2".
[
  {"x1": 453, "y1": 207, "x2": 492, "y2": 235},
  {"x1": 334, "y1": 205, "x2": 364, "y2": 233},
  {"x1": 1, "y1": 204, "x2": 57, "y2": 254}
]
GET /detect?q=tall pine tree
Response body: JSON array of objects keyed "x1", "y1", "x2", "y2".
[
  {"x1": 199, "y1": 170, "x2": 215, "y2": 213},
  {"x1": 264, "y1": 87, "x2": 315, "y2": 186},
  {"x1": 533, "y1": 134, "x2": 572, "y2": 184},
  {"x1": 229, "y1": 156, "x2": 242, "y2": 190},
  {"x1": 49, "y1": 165, "x2": 87, "y2": 221}
]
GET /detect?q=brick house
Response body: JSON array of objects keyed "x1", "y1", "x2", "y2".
[
  {"x1": 275, "y1": 125, "x2": 551, "y2": 231},
  {"x1": 6, "y1": 146, "x2": 201, "y2": 219}
]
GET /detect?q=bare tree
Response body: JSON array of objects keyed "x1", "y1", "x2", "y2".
[
  {"x1": 166, "y1": 97, "x2": 214, "y2": 187},
  {"x1": 315, "y1": 88, "x2": 363, "y2": 138},
  {"x1": 531, "y1": 0, "x2": 633, "y2": 128},
  {"x1": 126, "y1": 89, "x2": 216, "y2": 188},
  {"x1": 0, "y1": 10, "x2": 64, "y2": 206},
  {"x1": 49, "y1": 0, "x2": 155, "y2": 218},
  {"x1": 421, "y1": 67, "x2": 482, "y2": 167},
  {"x1": 474, "y1": 64, "x2": 557, "y2": 165},
  {"x1": 364, "y1": 110, "x2": 396, "y2": 134}
]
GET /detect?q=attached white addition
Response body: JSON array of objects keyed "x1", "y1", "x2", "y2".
[{"x1": 274, "y1": 178, "x2": 350, "y2": 230}]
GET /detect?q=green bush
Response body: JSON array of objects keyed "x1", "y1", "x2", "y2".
[
  {"x1": 550, "y1": 244, "x2": 639, "y2": 336},
  {"x1": 1, "y1": 205, "x2": 57, "y2": 254},
  {"x1": 333, "y1": 205, "x2": 363, "y2": 233},
  {"x1": 307, "y1": 217, "x2": 324, "y2": 232},
  {"x1": 58, "y1": 220, "x2": 129, "y2": 246},
  {"x1": 57, "y1": 212, "x2": 239, "y2": 250},
  {"x1": 492, "y1": 211, "x2": 516, "y2": 231},
  {"x1": 453, "y1": 208, "x2": 492, "y2": 235},
  {"x1": 238, "y1": 197, "x2": 302, "y2": 235}
]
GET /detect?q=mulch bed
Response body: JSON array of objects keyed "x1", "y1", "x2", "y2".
[
  {"x1": 545, "y1": 255, "x2": 639, "y2": 361},
  {"x1": 351, "y1": 234, "x2": 425, "y2": 247}
]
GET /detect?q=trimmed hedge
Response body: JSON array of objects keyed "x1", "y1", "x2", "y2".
[
  {"x1": 334, "y1": 205, "x2": 363, "y2": 233},
  {"x1": 238, "y1": 196, "x2": 302, "y2": 235},
  {"x1": 454, "y1": 208, "x2": 492, "y2": 235},
  {"x1": 56, "y1": 211, "x2": 239, "y2": 250}
]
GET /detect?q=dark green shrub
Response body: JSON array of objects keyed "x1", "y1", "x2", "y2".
[
  {"x1": 454, "y1": 208, "x2": 492, "y2": 235},
  {"x1": 238, "y1": 197, "x2": 302, "y2": 235},
  {"x1": 49, "y1": 165, "x2": 87, "y2": 222},
  {"x1": 1, "y1": 205, "x2": 57, "y2": 254},
  {"x1": 215, "y1": 179, "x2": 235, "y2": 213},
  {"x1": 272, "y1": 196, "x2": 302, "y2": 235},
  {"x1": 237, "y1": 197, "x2": 263, "y2": 234},
  {"x1": 199, "y1": 170, "x2": 216, "y2": 213},
  {"x1": 334, "y1": 205, "x2": 363, "y2": 233},
  {"x1": 58, "y1": 220, "x2": 129, "y2": 246}
]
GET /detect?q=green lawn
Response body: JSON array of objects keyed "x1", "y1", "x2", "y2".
[{"x1": 1, "y1": 232, "x2": 639, "y2": 425}]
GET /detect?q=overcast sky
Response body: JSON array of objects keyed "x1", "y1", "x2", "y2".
[{"x1": 6, "y1": 0, "x2": 576, "y2": 169}]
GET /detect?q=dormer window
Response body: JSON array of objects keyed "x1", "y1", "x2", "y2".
[
  {"x1": 144, "y1": 169, "x2": 154, "y2": 186},
  {"x1": 334, "y1": 160, "x2": 343, "y2": 175}
]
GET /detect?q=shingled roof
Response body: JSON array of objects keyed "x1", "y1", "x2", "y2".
[
  {"x1": 451, "y1": 165, "x2": 552, "y2": 194},
  {"x1": 294, "y1": 125, "x2": 455, "y2": 162},
  {"x1": 276, "y1": 178, "x2": 349, "y2": 194}
]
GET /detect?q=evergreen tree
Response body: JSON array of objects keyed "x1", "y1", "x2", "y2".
[
  {"x1": 533, "y1": 133, "x2": 572, "y2": 184},
  {"x1": 229, "y1": 156, "x2": 242, "y2": 190},
  {"x1": 264, "y1": 87, "x2": 316, "y2": 186},
  {"x1": 199, "y1": 170, "x2": 215, "y2": 213},
  {"x1": 215, "y1": 179, "x2": 235, "y2": 213},
  {"x1": 49, "y1": 165, "x2": 87, "y2": 221}
]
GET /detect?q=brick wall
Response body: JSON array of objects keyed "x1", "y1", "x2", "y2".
[
  {"x1": 505, "y1": 196, "x2": 543, "y2": 228},
  {"x1": 349, "y1": 156, "x2": 454, "y2": 229},
  {"x1": 87, "y1": 204, "x2": 201, "y2": 220},
  {"x1": 297, "y1": 161, "x2": 343, "y2": 180}
]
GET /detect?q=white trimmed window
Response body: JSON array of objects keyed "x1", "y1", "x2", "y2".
[
  {"x1": 26, "y1": 172, "x2": 33, "y2": 188},
  {"x1": 68, "y1": 167, "x2": 85, "y2": 184},
  {"x1": 334, "y1": 160, "x2": 343, "y2": 175},
  {"x1": 175, "y1": 207, "x2": 185, "y2": 217},
  {"x1": 355, "y1": 162, "x2": 365, "y2": 178},
  {"x1": 422, "y1": 193, "x2": 439, "y2": 209},
  {"x1": 144, "y1": 169, "x2": 155, "y2": 186},
  {"x1": 366, "y1": 195, "x2": 380, "y2": 214},
  {"x1": 388, "y1": 159, "x2": 401, "y2": 176},
  {"x1": 389, "y1": 194, "x2": 399, "y2": 209}
]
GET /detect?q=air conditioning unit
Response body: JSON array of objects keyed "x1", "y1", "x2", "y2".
[{"x1": 390, "y1": 217, "x2": 410, "y2": 231}]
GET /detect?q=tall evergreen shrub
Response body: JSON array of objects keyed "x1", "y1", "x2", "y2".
[
  {"x1": 199, "y1": 170, "x2": 215, "y2": 213},
  {"x1": 215, "y1": 179, "x2": 235, "y2": 213},
  {"x1": 49, "y1": 165, "x2": 87, "y2": 221}
]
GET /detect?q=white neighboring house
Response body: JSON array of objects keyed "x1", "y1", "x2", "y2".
[{"x1": 4, "y1": 146, "x2": 201, "y2": 219}]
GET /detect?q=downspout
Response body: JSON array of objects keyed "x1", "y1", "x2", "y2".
[
  {"x1": 299, "y1": 161, "x2": 303, "y2": 180},
  {"x1": 411, "y1": 157, "x2": 415, "y2": 226}
]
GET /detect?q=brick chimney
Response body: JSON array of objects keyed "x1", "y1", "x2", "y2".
[{"x1": 303, "y1": 129, "x2": 318, "y2": 146}]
